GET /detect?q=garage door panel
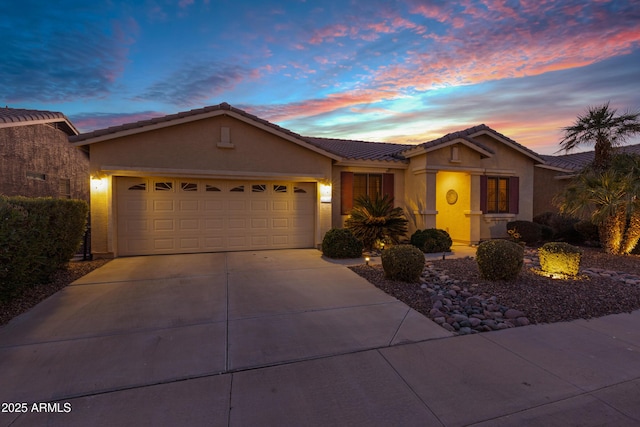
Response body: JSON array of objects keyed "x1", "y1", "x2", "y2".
[
  {"x1": 153, "y1": 219, "x2": 174, "y2": 231},
  {"x1": 179, "y1": 200, "x2": 199, "y2": 211},
  {"x1": 117, "y1": 177, "x2": 315, "y2": 256},
  {"x1": 153, "y1": 200, "x2": 174, "y2": 211}
]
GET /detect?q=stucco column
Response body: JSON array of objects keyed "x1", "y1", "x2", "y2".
[
  {"x1": 466, "y1": 172, "x2": 483, "y2": 244},
  {"x1": 423, "y1": 171, "x2": 438, "y2": 229}
]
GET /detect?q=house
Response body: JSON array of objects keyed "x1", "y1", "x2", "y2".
[
  {"x1": 533, "y1": 144, "x2": 640, "y2": 216},
  {"x1": 70, "y1": 102, "x2": 545, "y2": 258},
  {"x1": 0, "y1": 107, "x2": 89, "y2": 201}
]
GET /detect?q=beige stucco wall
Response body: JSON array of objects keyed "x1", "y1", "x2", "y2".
[
  {"x1": 87, "y1": 115, "x2": 334, "y2": 256},
  {"x1": 533, "y1": 166, "x2": 572, "y2": 217},
  {"x1": 405, "y1": 137, "x2": 538, "y2": 243}
]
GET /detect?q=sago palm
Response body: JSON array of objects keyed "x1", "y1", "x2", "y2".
[
  {"x1": 556, "y1": 153, "x2": 640, "y2": 254},
  {"x1": 345, "y1": 194, "x2": 408, "y2": 250}
]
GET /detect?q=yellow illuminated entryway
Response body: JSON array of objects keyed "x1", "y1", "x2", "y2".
[{"x1": 435, "y1": 171, "x2": 471, "y2": 243}]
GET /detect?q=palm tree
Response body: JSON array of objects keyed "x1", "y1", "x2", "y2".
[
  {"x1": 345, "y1": 194, "x2": 408, "y2": 251},
  {"x1": 559, "y1": 103, "x2": 640, "y2": 169},
  {"x1": 555, "y1": 154, "x2": 640, "y2": 254}
]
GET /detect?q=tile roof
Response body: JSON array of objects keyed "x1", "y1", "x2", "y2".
[
  {"x1": 0, "y1": 107, "x2": 78, "y2": 135},
  {"x1": 304, "y1": 137, "x2": 411, "y2": 163},
  {"x1": 542, "y1": 144, "x2": 640, "y2": 171}
]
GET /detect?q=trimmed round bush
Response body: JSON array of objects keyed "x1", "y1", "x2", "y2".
[
  {"x1": 381, "y1": 244, "x2": 425, "y2": 282},
  {"x1": 539, "y1": 242, "x2": 582, "y2": 276},
  {"x1": 321, "y1": 228, "x2": 363, "y2": 259},
  {"x1": 410, "y1": 228, "x2": 452, "y2": 253},
  {"x1": 506, "y1": 220, "x2": 541, "y2": 245},
  {"x1": 476, "y1": 239, "x2": 524, "y2": 281}
]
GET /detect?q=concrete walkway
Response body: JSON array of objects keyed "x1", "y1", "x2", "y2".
[{"x1": 0, "y1": 249, "x2": 639, "y2": 426}]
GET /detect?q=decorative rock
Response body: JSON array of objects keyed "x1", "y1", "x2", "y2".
[
  {"x1": 516, "y1": 317, "x2": 530, "y2": 326},
  {"x1": 505, "y1": 308, "x2": 526, "y2": 319},
  {"x1": 469, "y1": 317, "x2": 482, "y2": 328},
  {"x1": 434, "y1": 317, "x2": 446, "y2": 324},
  {"x1": 459, "y1": 327, "x2": 472, "y2": 335}
]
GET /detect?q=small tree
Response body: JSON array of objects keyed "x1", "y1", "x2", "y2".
[
  {"x1": 559, "y1": 103, "x2": 640, "y2": 170},
  {"x1": 345, "y1": 194, "x2": 408, "y2": 250}
]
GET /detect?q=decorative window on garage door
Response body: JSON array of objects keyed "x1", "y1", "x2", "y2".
[
  {"x1": 155, "y1": 181, "x2": 173, "y2": 191},
  {"x1": 274, "y1": 185, "x2": 287, "y2": 193},
  {"x1": 205, "y1": 184, "x2": 221, "y2": 192},
  {"x1": 181, "y1": 182, "x2": 198, "y2": 192},
  {"x1": 128, "y1": 183, "x2": 147, "y2": 191}
]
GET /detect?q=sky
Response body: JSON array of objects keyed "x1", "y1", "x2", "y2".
[{"x1": 2, "y1": 0, "x2": 639, "y2": 155}]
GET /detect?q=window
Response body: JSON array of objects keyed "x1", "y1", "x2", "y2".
[
  {"x1": 26, "y1": 171, "x2": 46, "y2": 181},
  {"x1": 274, "y1": 185, "x2": 287, "y2": 193},
  {"x1": 181, "y1": 182, "x2": 198, "y2": 192},
  {"x1": 353, "y1": 173, "x2": 382, "y2": 201},
  {"x1": 59, "y1": 179, "x2": 71, "y2": 199},
  {"x1": 340, "y1": 172, "x2": 394, "y2": 214},
  {"x1": 487, "y1": 177, "x2": 509, "y2": 213},
  {"x1": 293, "y1": 186, "x2": 307, "y2": 194},
  {"x1": 205, "y1": 184, "x2": 221, "y2": 192},
  {"x1": 252, "y1": 184, "x2": 266, "y2": 193},
  {"x1": 230, "y1": 185, "x2": 245, "y2": 192},
  {"x1": 155, "y1": 182, "x2": 173, "y2": 191},
  {"x1": 480, "y1": 176, "x2": 519, "y2": 214},
  {"x1": 128, "y1": 183, "x2": 146, "y2": 191}
]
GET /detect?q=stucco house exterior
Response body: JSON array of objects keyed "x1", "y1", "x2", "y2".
[
  {"x1": 71, "y1": 102, "x2": 546, "y2": 258},
  {"x1": 0, "y1": 107, "x2": 88, "y2": 201}
]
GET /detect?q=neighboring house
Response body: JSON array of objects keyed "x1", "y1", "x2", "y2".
[
  {"x1": 71, "y1": 102, "x2": 547, "y2": 258},
  {"x1": 533, "y1": 144, "x2": 640, "y2": 216},
  {"x1": 0, "y1": 107, "x2": 89, "y2": 201}
]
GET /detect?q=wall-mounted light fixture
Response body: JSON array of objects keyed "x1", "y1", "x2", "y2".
[
  {"x1": 91, "y1": 173, "x2": 107, "y2": 192},
  {"x1": 320, "y1": 183, "x2": 332, "y2": 203}
]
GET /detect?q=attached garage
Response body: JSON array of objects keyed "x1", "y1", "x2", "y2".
[{"x1": 116, "y1": 176, "x2": 316, "y2": 256}]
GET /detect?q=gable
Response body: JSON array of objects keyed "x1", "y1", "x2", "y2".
[{"x1": 88, "y1": 114, "x2": 333, "y2": 179}]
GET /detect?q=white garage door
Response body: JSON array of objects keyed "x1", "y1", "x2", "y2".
[{"x1": 116, "y1": 177, "x2": 316, "y2": 256}]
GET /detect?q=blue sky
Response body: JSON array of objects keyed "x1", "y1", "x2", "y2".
[{"x1": 2, "y1": 0, "x2": 639, "y2": 154}]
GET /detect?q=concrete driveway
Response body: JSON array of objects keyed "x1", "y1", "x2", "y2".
[{"x1": 1, "y1": 249, "x2": 639, "y2": 426}]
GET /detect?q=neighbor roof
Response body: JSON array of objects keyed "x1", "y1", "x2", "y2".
[
  {"x1": 0, "y1": 107, "x2": 78, "y2": 136},
  {"x1": 541, "y1": 143, "x2": 640, "y2": 171}
]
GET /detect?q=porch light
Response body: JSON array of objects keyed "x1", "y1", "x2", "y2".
[
  {"x1": 320, "y1": 183, "x2": 332, "y2": 203},
  {"x1": 365, "y1": 256, "x2": 370, "y2": 265},
  {"x1": 91, "y1": 174, "x2": 107, "y2": 191}
]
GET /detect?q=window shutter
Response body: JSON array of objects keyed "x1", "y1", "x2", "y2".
[
  {"x1": 509, "y1": 176, "x2": 519, "y2": 214},
  {"x1": 480, "y1": 175, "x2": 487, "y2": 213},
  {"x1": 341, "y1": 172, "x2": 354, "y2": 215},
  {"x1": 382, "y1": 173, "x2": 394, "y2": 202}
]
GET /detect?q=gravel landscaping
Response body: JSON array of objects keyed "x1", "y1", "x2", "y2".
[
  {"x1": 0, "y1": 259, "x2": 110, "y2": 326},
  {"x1": 351, "y1": 246, "x2": 640, "y2": 334}
]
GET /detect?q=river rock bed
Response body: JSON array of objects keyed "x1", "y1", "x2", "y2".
[{"x1": 350, "y1": 247, "x2": 640, "y2": 335}]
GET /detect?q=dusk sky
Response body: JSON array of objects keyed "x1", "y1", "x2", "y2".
[{"x1": 2, "y1": 0, "x2": 639, "y2": 155}]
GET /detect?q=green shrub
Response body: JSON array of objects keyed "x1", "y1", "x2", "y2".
[
  {"x1": 574, "y1": 220, "x2": 599, "y2": 244},
  {"x1": 540, "y1": 225, "x2": 554, "y2": 242},
  {"x1": 539, "y1": 242, "x2": 582, "y2": 276},
  {"x1": 381, "y1": 244, "x2": 425, "y2": 282},
  {"x1": 506, "y1": 220, "x2": 541, "y2": 245},
  {"x1": 0, "y1": 196, "x2": 89, "y2": 301},
  {"x1": 321, "y1": 228, "x2": 363, "y2": 259},
  {"x1": 410, "y1": 228, "x2": 452, "y2": 253},
  {"x1": 476, "y1": 239, "x2": 524, "y2": 281}
]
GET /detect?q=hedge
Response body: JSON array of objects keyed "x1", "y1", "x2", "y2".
[{"x1": 0, "y1": 196, "x2": 89, "y2": 300}]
